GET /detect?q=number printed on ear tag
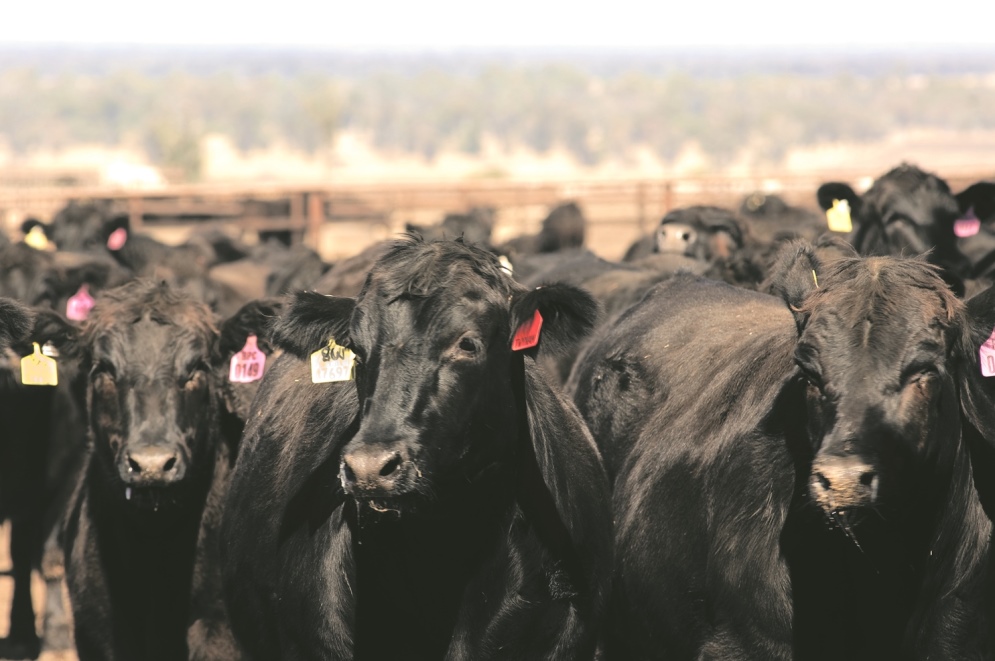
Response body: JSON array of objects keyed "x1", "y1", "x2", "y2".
[
  {"x1": 981, "y1": 327, "x2": 995, "y2": 377},
  {"x1": 229, "y1": 334, "x2": 266, "y2": 383},
  {"x1": 826, "y1": 199, "x2": 853, "y2": 233},
  {"x1": 311, "y1": 339, "x2": 355, "y2": 383},
  {"x1": 21, "y1": 342, "x2": 58, "y2": 386},
  {"x1": 512, "y1": 309, "x2": 543, "y2": 351}
]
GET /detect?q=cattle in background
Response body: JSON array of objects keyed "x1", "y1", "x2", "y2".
[
  {"x1": 953, "y1": 181, "x2": 995, "y2": 280},
  {"x1": 739, "y1": 191, "x2": 826, "y2": 244},
  {"x1": 62, "y1": 281, "x2": 271, "y2": 660},
  {"x1": 405, "y1": 206, "x2": 496, "y2": 246},
  {"x1": 221, "y1": 237, "x2": 611, "y2": 660},
  {"x1": 500, "y1": 201, "x2": 586, "y2": 260},
  {"x1": 817, "y1": 163, "x2": 972, "y2": 295},
  {"x1": 569, "y1": 243, "x2": 995, "y2": 659}
]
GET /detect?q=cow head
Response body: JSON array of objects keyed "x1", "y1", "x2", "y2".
[
  {"x1": 31, "y1": 200, "x2": 130, "y2": 254},
  {"x1": 817, "y1": 164, "x2": 970, "y2": 295},
  {"x1": 654, "y1": 206, "x2": 745, "y2": 262},
  {"x1": 83, "y1": 280, "x2": 222, "y2": 512},
  {"x1": 272, "y1": 237, "x2": 598, "y2": 515},
  {"x1": 769, "y1": 241, "x2": 991, "y2": 536}
]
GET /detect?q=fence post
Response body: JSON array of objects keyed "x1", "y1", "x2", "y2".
[{"x1": 307, "y1": 191, "x2": 324, "y2": 251}]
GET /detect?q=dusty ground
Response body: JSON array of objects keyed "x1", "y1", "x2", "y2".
[{"x1": 0, "y1": 523, "x2": 76, "y2": 661}]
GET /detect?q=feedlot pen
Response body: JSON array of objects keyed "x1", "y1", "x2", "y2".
[{"x1": 3, "y1": 169, "x2": 992, "y2": 261}]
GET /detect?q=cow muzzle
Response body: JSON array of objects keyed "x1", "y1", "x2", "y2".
[
  {"x1": 809, "y1": 454, "x2": 879, "y2": 512},
  {"x1": 120, "y1": 445, "x2": 187, "y2": 487},
  {"x1": 339, "y1": 440, "x2": 417, "y2": 499},
  {"x1": 656, "y1": 223, "x2": 697, "y2": 255}
]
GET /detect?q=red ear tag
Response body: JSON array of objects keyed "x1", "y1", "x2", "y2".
[
  {"x1": 66, "y1": 284, "x2": 95, "y2": 321},
  {"x1": 512, "y1": 309, "x2": 543, "y2": 351},
  {"x1": 229, "y1": 334, "x2": 267, "y2": 383},
  {"x1": 981, "y1": 326, "x2": 995, "y2": 377},
  {"x1": 107, "y1": 228, "x2": 128, "y2": 251}
]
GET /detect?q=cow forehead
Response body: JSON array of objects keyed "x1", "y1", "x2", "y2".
[
  {"x1": 93, "y1": 317, "x2": 213, "y2": 370},
  {"x1": 799, "y1": 259, "x2": 957, "y2": 364},
  {"x1": 355, "y1": 285, "x2": 507, "y2": 343}
]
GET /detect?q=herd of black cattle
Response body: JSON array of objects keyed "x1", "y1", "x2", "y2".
[{"x1": 1, "y1": 162, "x2": 995, "y2": 660}]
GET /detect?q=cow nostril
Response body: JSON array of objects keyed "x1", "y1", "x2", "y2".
[
  {"x1": 859, "y1": 471, "x2": 876, "y2": 487},
  {"x1": 341, "y1": 462, "x2": 356, "y2": 485},
  {"x1": 379, "y1": 453, "x2": 403, "y2": 477},
  {"x1": 815, "y1": 472, "x2": 831, "y2": 490},
  {"x1": 127, "y1": 456, "x2": 141, "y2": 473},
  {"x1": 163, "y1": 457, "x2": 176, "y2": 472},
  {"x1": 681, "y1": 232, "x2": 691, "y2": 241}
]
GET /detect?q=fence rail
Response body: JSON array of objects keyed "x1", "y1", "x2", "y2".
[{"x1": 2, "y1": 168, "x2": 993, "y2": 257}]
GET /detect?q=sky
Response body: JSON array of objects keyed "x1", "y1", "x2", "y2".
[{"x1": 3, "y1": 0, "x2": 995, "y2": 50}]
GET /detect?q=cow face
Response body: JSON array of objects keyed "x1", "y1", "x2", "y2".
[
  {"x1": 84, "y1": 280, "x2": 219, "y2": 510},
  {"x1": 789, "y1": 257, "x2": 961, "y2": 522},
  {"x1": 341, "y1": 246, "x2": 520, "y2": 511},
  {"x1": 272, "y1": 238, "x2": 598, "y2": 516},
  {"x1": 654, "y1": 206, "x2": 744, "y2": 262}
]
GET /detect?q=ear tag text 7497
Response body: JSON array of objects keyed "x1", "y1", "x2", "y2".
[
  {"x1": 311, "y1": 339, "x2": 355, "y2": 383},
  {"x1": 980, "y1": 327, "x2": 995, "y2": 377},
  {"x1": 229, "y1": 334, "x2": 267, "y2": 383},
  {"x1": 826, "y1": 199, "x2": 853, "y2": 233},
  {"x1": 954, "y1": 207, "x2": 981, "y2": 238},
  {"x1": 21, "y1": 342, "x2": 58, "y2": 386},
  {"x1": 66, "y1": 284, "x2": 95, "y2": 321},
  {"x1": 512, "y1": 309, "x2": 544, "y2": 351}
]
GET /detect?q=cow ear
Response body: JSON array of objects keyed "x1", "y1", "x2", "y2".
[
  {"x1": 509, "y1": 283, "x2": 599, "y2": 357},
  {"x1": 956, "y1": 181, "x2": 995, "y2": 219},
  {"x1": 515, "y1": 356, "x2": 612, "y2": 617},
  {"x1": 0, "y1": 298, "x2": 33, "y2": 352},
  {"x1": 959, "y1": 284, "x2": 995, "y2": 445},
  {"x1": 270, "y1": 291, "x2": 355, "y2": 360},
  {"x1": 764, "y1": 238, "x2": 857, "y2": 332},
  {"x1": 816, "y1": 182, "x2": 862, "y2": 216},
  {"x1": 218, "y1": 297, "x2": 284, "y2": 366}
]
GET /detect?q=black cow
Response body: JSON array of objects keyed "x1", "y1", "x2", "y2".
[
  {"x1": 500, "y1": 201, "x2": 587, "y2": 258},
  {"x1": 569, "y1": 243, "x2": 995, "y2": 659},
  {"x1": 63, "y1": 280, "x2": 270, "y2": 660},
  {"x1": 221, "y1": 236, "x2": 612, "y2": 660},
  {"x1": 817, "y1": 163, "x2": 971, "y2": 294},
  {"x1": 954, "y1": 181, "x2": 995, "y2": 280}
]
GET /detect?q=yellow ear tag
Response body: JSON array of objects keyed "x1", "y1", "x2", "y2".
[
  {"x1": 24, "y1": 226, "x2": 53, "y2": 251},
  {"x1": 826, "y1": 199, "x2": 853, "y2": 233},
  {"x1": 310, "y1": 339, "x2": 355, "y2": 384},
  {"x1": 21, "y1": 342, "x2": 58, "y2": 386}
]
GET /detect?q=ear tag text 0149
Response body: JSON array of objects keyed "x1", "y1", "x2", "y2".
[
  {"x1": 229, "y1": 334, "x2": 266, "y2": 384},
  {"x1": 826, "y1": 199, "x2": 853, "y2": 233},
  {"x1": 311, "y1": 339, "x2": 355, "y2": 383},
  {"x1": 107, "y1": 227, "x2": 128, "y2": 251},
  {"x1": 981, "y1": 326, "x2": 995, "y2": 377},
  {"x1": 954, "y1": 207, "x2": 981, "y2": 238},
  {"x1": 512, "y1": 309, "x2": 544, "y2": 351},
  {"x1": 66, "y1": 284, "x2": 95, "y2": 321},
  {"x1": 21, "y1": 342, "x2": 58, "y2": 386}
]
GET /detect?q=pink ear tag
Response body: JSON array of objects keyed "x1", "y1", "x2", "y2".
[
  {"x1": 980, "y1": 327, "x2": 995, "y2": 377},
  {"x1": 512, "y1": 310, "x2": 544, "y2": 351},
  {"x1": 954, "y1": 208, "x2": 981, "y2": 238},
  {"x1": 229, "y1": 334, "x2": 266, "y2": 383},
  {"x1": 66, "y1": 284, "x2": 95, "y2": 321},
  {"x1": 107, "y1": 228, "x2": 128, "y2": 251}
]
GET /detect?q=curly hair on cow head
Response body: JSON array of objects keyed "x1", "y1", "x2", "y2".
[
  {"x1": 83, "y1": 278, "x2": 218, "y2": 345},
  {"x1": 362, "y1": 233, "x2": 520, "y2": 303}
]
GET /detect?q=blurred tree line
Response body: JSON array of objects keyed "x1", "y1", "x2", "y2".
[{"x1": 2, "y1": 49, "x2": 995, "y2": 179}]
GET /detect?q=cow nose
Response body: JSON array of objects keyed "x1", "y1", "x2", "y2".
[
  {"x1": 656, "y1": 223, "x2": 697, "y2": 254},
  {"x1": 340, "y1": 443, "x2": 415, "y2": 496},
  {"x1": 124, "y1": 447, "x2": 184, "y2": 485},
  {"x1": 809, "y1": 455, "x2": 878, "y2": 510}
]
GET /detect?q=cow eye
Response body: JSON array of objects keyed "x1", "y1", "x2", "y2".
[
  {"x1": 90, "y1": 361, "x2": 116, "y2": 381},
  {"x1": 452, "y1": 335, "x2": 482, "y2": 359}
]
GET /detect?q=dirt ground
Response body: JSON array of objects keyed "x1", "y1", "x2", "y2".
[{"x1": 0, "y1": 523, "x2": 77, "y2": 661}]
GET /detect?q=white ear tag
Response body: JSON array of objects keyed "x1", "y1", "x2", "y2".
[{"x1": 311, "y1": 339, "x2": 355, "y2": 383}]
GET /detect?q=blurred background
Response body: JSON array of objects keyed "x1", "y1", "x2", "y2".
[{"x1": 1, "y1": 0, "x2": 994, "y2": 260}]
